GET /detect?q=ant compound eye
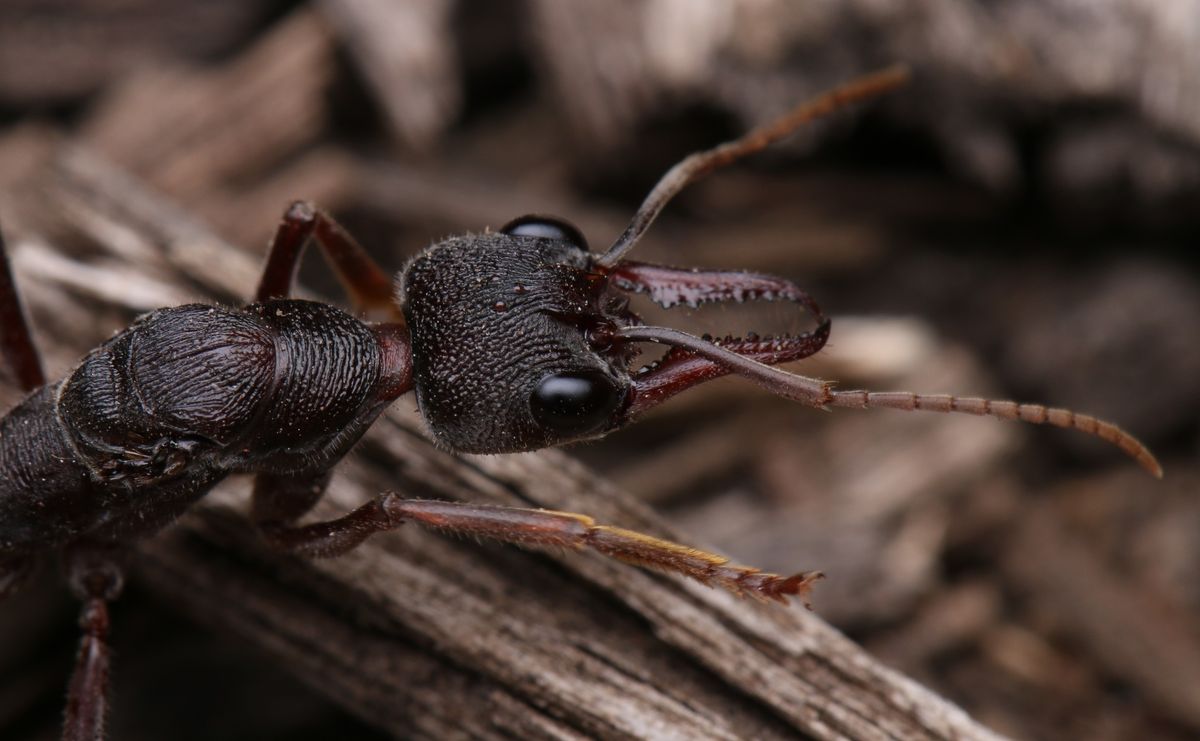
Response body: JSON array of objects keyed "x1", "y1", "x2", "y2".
[
  {"x1": 501, "y1": 215, "x2": 588, "y2": 250},
  {"x1": 529, "y1": 370, "x2": 623, "y2": 436}
]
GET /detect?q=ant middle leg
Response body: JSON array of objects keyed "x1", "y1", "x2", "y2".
[
  {"x1": 255, "y1": 201, "x2": 399, "y2": 321},
  {"x1": 258, "y1": 495, "x2": 823, "y2": 606},
  {"x1": 61, "y1": 544, "x2": 127, "y2": 741},
  {"x1": 0, "y1": 225, "x2": 46, "y2": 390}
]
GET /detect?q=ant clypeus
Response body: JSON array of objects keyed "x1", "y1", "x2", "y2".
[{"x1": 0, "y1": 66, "x2": 1160, "y2": 740}]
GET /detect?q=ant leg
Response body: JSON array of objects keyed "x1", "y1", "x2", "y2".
[
  {"x1": 0, "y1": 226, "x2": 46, "y2": 390},
  {"x1": 61, "y1": 545, "x2": 125, "y2": 741},
  {"x1": 260, "y1": 495, "x2": 823, "y2": 606},
  {"x1": 255, "y1": 201, "x2": 399, "y2": 321}
]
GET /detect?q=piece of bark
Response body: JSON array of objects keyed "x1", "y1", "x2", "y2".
[{"x1": 0, "y1": 147, "x2": 1010, "y2": 740}]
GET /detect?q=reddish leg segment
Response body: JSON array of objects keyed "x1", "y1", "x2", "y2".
[
  {"x1": 63, "y1": 599, "x2": 111, "y2": 741},
  {"x1": 261, "y1": 496, "x2": 822, "y2": 605},
  {"x1": 0, "y1": 225, "x2": 46, "y2": 391},
  {"x1": 256, "y1": 201, "x2": 400, "y2": 321},
  {"x1": 62, "y1": 547, "x2": 125, "y2": 741}
]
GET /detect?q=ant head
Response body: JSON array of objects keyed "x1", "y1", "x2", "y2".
[
  {"x1": 400, "y1": 214, "x2": 829, "y2": 454},
  {"x1": 397, "y1": 67, "x2": 917, "y2": 455},
  {"x1": 402, "y1": 217, "x2": 626, "y2": 453}
]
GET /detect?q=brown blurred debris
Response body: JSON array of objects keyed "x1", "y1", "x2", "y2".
[
  {"x1": 0, "y1": 1, "x2": 274, "y2": 103},
  {"x1": 529, "y1": 0, "x2": 1200, "y2": 212},
  {"x1": 999, "y1": 259, "x2": 1200, "y2": 444},
  {"x1": 319, "y1": 0, "x2": 461, "y2": 149},
  {"x1": 1004, "y1": 501, "x2": 1200, "y2": 730},
  {"x1": 80, "y1": 9, "x2": 335, "y2": 205},
  {"x1": 868, "y1": 580, "x2": 1002, "y2": 680}
]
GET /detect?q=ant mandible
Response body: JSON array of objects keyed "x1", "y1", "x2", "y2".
[{"x1": 0, "y1": 65, "x2": 1160, "y2": 741}]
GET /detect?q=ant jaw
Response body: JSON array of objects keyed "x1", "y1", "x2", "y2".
[
  {"x1": 623, "y1": 320, "x2": 831, "y2": 418},
  {"x1": 593, "y1": 260, "x2": 831, "y2": 419},
  {"x1": 608, "y1": 261, "x2": 825, "y2": 319}
]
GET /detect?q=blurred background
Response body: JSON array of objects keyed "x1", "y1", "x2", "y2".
[{"x1": 0, "y1": 1, "x2": 1198, "y2": 739}]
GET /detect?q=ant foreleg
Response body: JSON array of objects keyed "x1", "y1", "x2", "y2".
[
  {"x1": 255, "y1": 201, "x2": 400, "y2": 322},
  {"x1": 62, "y1": 545, "x2": 126, "y2": 741},
  {"x1": 0, "y1": 225, "x2": 46, "y2": 390},
  {"x1": 260, "y1": 496, "x2": 823, "y2": 606}
]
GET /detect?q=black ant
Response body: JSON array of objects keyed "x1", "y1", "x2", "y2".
[{"x1": 0, "y1": 66, "x2": 1160, "y2": 740}]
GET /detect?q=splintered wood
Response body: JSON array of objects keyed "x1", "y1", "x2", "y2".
[{"x1": 0, "y1": 3, "x2": 1197, "y2": 741}]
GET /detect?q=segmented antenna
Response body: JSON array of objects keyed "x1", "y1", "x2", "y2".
[
  {"x1": 826, "y1": 390, "x2": 1163, "y2": 478},
  {"x1": 596, "y1": 65, "x2": 911, "y2": 267},
  {"x1": 618, "y1": 324, "x2": 1163, "y2": 478},
  {"x1": 618, "y1": 325, "x2": 833, "y2": 406}
]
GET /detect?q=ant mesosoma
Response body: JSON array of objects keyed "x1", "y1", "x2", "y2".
[{"x1": 0, "y1": 66, "x2": 1160, "y2": 740}]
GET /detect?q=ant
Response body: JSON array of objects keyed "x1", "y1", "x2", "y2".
[{"x1": 0, "y1": 65, "x2": 1160, "y2": 740}]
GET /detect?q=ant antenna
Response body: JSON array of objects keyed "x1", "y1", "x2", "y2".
[
  {"x1": 618, "y1": 324, "x2": 1164, "y2": 479},
  {"x1": 619, "y1": 324, "x2": 833, "y2": 406},
  {"x1": 596, "y1": 64, "x2": 911, "y2": 268}
]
